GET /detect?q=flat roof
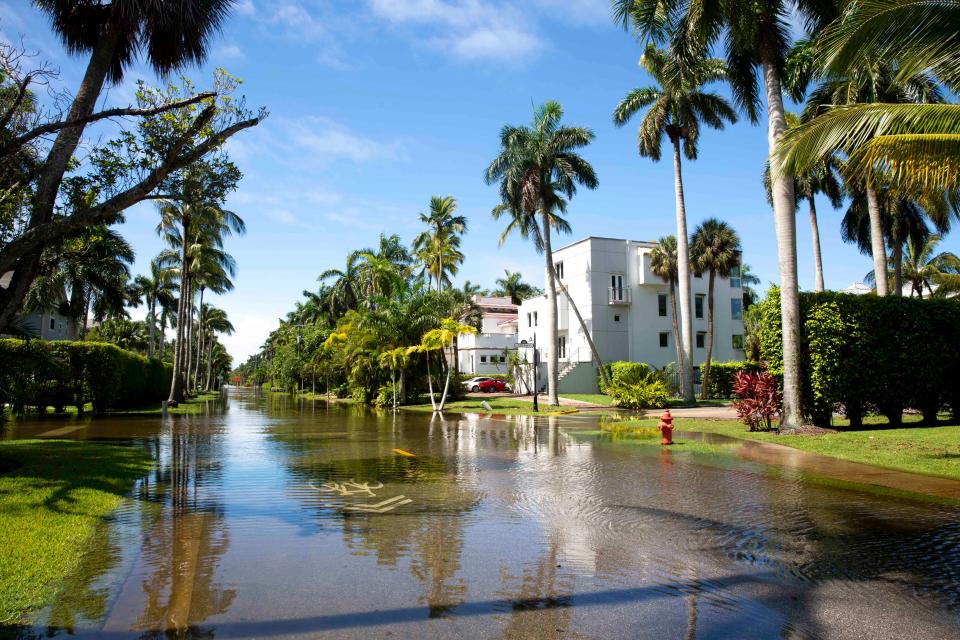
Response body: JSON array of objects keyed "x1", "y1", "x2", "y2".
[{"x1": 552, "y1": 236, "x2": 659, "y2": 253}]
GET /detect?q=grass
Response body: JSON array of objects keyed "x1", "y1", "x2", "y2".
[
  {"x1": 402, "y1": 396, "x2": 604, "y2": 417},
  {"x1": 0, "y1": 440, "x2": 154, "y2": 626},
  {"x1": 115, "y1": 392, "x2": 223, "y2": 416},
  {"x1": 560, "y1": 393, "x2": 615, "y2": 406},
  {"x1": 603, "y1": 416, "x2": 960, "y2": 480}
]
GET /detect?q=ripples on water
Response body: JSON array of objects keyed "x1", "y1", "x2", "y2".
[{"x1": 4, "y1": 389, "x2": 960, "y2": 639}]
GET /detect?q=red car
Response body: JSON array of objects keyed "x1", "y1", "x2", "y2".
[{"x1": 477, "y1": 378, "x2": 510, "y2": 393}]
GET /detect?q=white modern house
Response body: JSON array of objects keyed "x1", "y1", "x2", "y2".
[
  {"x1": 457, "y1": 295, "x2": 519, "y2": 375},
  {"x1": 517, "y1": 236, "x2": 746, "y2": 394}
]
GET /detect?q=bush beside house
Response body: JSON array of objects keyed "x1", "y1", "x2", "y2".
[{"x1": 0, "y1": 339, "x2": 171, "y2": 415}]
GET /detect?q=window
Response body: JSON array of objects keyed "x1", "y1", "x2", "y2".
[
  {"x1": 696, "y1": 332, "x2": 705, "y2": 349},
  {"x1": 693, "y1": 366, "x2": 702, "y2": 384},
  {"x1": 527, "y1": 313, "x2": 532, "y2": 328},
  {"x1": 614, "y1": 314, "x2": 621, "y2": 322},
  {"x1": 695, "y1": 294, "x2": 704, "y2": 319},
  {"x1": 49, "y1": 317, "x2": 55, "y2": 331},
  {"x1": 659, "y1": 332, "x2": 669, "y2": 348},
  {"x1": 731, "y1": 298, "x2": 743, "y2": 320},
  {"x1": 500, "y1": 356, "x2": 507, "y2": 363},
  {"x1": 533, "y1": 311, "x2": 538, "y2": 327},
  {"x1": 730, "y1": 265, "x2": 742, "y2": 288},
  {"x1": 610, "y1": 273, "x2": 624, "y2": 301},
  {"x1": 732, "y1": 334, "x2": 744, "y2": 350},
  {"x1": 658, "y1": 293, "x2": 668, "y2": 317},
  {"x1": 558, "y1": 336, "x2": 567, "y2": 359},
  {"x1": 480, "y1": 356, "x2": 488, "y2": 363},
  {"x1": 555, "y1": 261, "x2": 564, "y2": 280}
]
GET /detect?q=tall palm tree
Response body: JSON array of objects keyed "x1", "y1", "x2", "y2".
[
  {"x1": 650, "y1": 236, "x2": 685, "y2": 388},
  {"x1": 614, "y1": 0, "x2": 839, "y2": 428},
  {"x1": 739, "y1": 263, "x2": 761, "y2": 308},
  {"x1": 779, "y1": 1, "x2": 960, "y2": 196},
  {"x1": 493, "y1": 270, "x2": 541, "y2": 305},
  {"x1": 763, "y1": 113, "x2": 843, "y2": 292},
  {"x1": 202, "y1": 305, "x2": 234, "y2": 390},
  {"x1": 899, "y1": 235, "x2": 960, "y2": 298},
  {"x1": 318, "y1": 252, "x2": 362, "y2": 317},
  {"x1": 412, "y1": 196, "x2": 467, "y2": 292},
  {"x1": 690, "y1": 219, "x2": 741, "y2": 399},
  {"x1": 134, "y1": 257, "x2": 177, "y2": 358},
  {"x1": 484, "y1": 101, "x2": 597, "y2": 406},
  {"x1": 613, "y1": 44, "x2": 737, "y2": 402},
  {"x1": 3, "y1": 1, "x2": 236, "y2": 332}
]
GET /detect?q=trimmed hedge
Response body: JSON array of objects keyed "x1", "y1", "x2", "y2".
[
  {"x1": 756, "y1": 289, "x2": 960, "y2": 427},
  {"x1": 704, "y1": 361, "x2": 764, "y2": 399},
  {"x1": 0, "y1": 339, "x2": 171, "y2": 415}
]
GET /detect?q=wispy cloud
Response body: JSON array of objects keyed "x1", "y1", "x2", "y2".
[
  {"x1": 213, "y1": 43, "x2": 246, "y2": 61},
  {"x1": 265, "y1": 209, "x2": 302, "y2": 226},
  {"x1": 367, "y1": 0, "x2": 545, "y2": 63},
  {"x1": 282, "y1": 116, "x2": 404, "y2": 163},
  {"x1": 235, "y1": 0, "x2": 257, "y2": 16}
]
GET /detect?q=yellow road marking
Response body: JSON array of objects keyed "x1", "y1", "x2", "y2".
[{"x1": 392, "y1": 448, "x2": 416, "y2": 457}]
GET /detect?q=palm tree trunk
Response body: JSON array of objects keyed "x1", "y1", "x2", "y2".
[
  {"x1": 555, "y1": 277, "x2": 610, "y2": 389},
  {"x1": 671, "y1": 137, "x2": 694, "y2": 403},
  {"x1": 194, "y1": 288, "x2": 205, "y2": 389},
  {"x1": 807, "y1": 194, "x2": 825, "y2": 293},
  {"x1": 425, "y1": 352, "x2": 437, "y2": 411},
  {"x1": 169, "y1": 226, "x2": 190, "y2": 403},
  {"x1": 438, "y1": 346, "x2": 453, "y2": 411},
  {"x1": 668, "y1": 279, "x2": 684, "y2": 391},
  {"x1": 761, "y1": 53, "x2": 803, "y2": 430},
  {"x1": 147, "y1": 297, "x2": 156, "y2": 358},
  {"x1": 866, "y1": 187, "x2": 889, "y2": 296},
  {"x1": 892, "y1": 240, "x2": 903, "y2": 296},
  {"x1": 205, "y1": 339, "x2": 214, "y2": 391},
  {"x1": 159, "y1": 312, "x2": 167, "y2": 358},
  {"x1": 702, "y1": 271, "x2": 716, "y2": 400},
  {"x1": 541, "y1": 209, "x2": 560, "y2": 406}
]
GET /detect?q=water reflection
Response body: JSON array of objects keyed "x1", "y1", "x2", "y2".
[{"x1": 3, "y1": 390, "x2": 960, "y2": 639}]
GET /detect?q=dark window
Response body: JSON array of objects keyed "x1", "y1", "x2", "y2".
[
  {"x1": 696, "y1": 332, "x2": 705, "y2": 349},
  {"x1": 555, "y1": 261, "x2": 564, "y2": 279},
  {"x1": 614, "y1": 314, "x2": 620, "y2": 322},
  {"x1": 527, "y1": 313, "x2": 532, "y2": 328},
  {"x1": 659, "y1": 332, "x2": 669, "y2": 348},
  {"x1": 534, "y1": 311, "x2": 538, "y2": 327},
  {"x1": 695, "y1": 294, "x2": 704, "y2": 319},
  {"x1": 731, "y1": 298, "x2": 743, "y2": 320},
  {"x1": 732, "y1": 334, "x2": 744, "y2": 350},
  {"x1": 730, "y1": 265, "x2": 741, "y2": 288},
  {"x1": 480, "y1": 356, "x2": 487, "y2": 363},
  {"x1": 658, "y1": 294, "x2": 667, "y2": 317},
  {"x1": 693, "y1": 366, "x2": 702, "y2": 384},
  {"x1": 49, "y1": 317, "x2": 55, "y2": 331}
]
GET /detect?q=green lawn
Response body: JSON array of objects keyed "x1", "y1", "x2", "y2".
[
  {"x1": 560, "y1": 393, "x2": 615, "y2": 406},
  {"x1": 606, "y1": 417, "x2": 960, "y2": 480},
  {"x1": 403, "y1": 396, "x2": 601, "y2": 416},
  {"x1": 0, "y1": 440, "x2": 154, "y2": 626}
]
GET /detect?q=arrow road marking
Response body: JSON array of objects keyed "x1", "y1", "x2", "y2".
[{"x1": 343, "y1": 495, "x2": 413, "y2": 513}]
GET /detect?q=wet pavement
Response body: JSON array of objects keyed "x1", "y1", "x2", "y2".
[{"x1": 3, "y1": 388, "x2": 959, "y2": 639}]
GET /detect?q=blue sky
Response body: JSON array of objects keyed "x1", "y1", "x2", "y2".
[{"x1": 5, "y1": 0, "x2": 957, "y2": 364}]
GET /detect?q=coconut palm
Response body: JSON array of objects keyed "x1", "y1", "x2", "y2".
[
  {"x1": 202, "y1": 306, "x2": 234, "y2": 390},
  {"x1": 650, "y1": 236, "x2": 685, "y2": 389},
  {"x1": 779, "y1": 1, "x2": 960, "y2": 196},
  {"x1": 484, "y1": 100, "x2": 597, "y2": 406},
  {"x1": 613, "y1": 44, "x2": 737, "y2": 401},
  {"x1": 739, "y1": 263, "x2": 761, "y2": 308},
  {"x1": 417, "y1": 317, "x2": 477, "y2": 412},
  {"x1": 4, "y1": 1, "x2": 236, "y2": 332},
  {"x1": 762, "y1": 113, "x2": 843, "y2": 292},
  {"x1": 412, "y1": 196, "x2": 467, "y2": 292},
  {"x1": 613, "y1": 0, "x2": 838, "y2": 428},
  {"x1": 134, "y1": 257, "x2": 177, "y2": 358},
  {"x1": 493, "y1": 270, "x2": 541, "y2": 305},
  {"x1": 318, "y1": 252, "x2": 363, "y2": 317},
  {"x1": 899, "y1": 235, "x2": 960, "y2": 298},
  {"x1": 690, "y1": 219, "x2": 741, "y2": 399}
]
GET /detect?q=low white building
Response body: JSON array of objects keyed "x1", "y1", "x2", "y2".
[
  {"x1": 517, "y1": 236, "x2": 746, "y2": 394},
  {"x1": 457, "y1": 295, "x2": 519, "y2": 375}
]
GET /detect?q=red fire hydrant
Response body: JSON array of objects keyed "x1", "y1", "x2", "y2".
[{"x1": 657, "y1": 409, "x2": 674, "y2": 445}]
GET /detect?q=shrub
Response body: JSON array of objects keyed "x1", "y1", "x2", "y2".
[
  {"x1": 0, "y1": 339, "x2": 171, "y2": 415},
  {"x1": 732, "y1": 370, "x2": 781, "y2": 431},
  {"x1": 703, "y1": 361, "x2": 763, "y2": 399},
  {"x1": 756, "y1": 288, "x2": 960, "y2": 427}
]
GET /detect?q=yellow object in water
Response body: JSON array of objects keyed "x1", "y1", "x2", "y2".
[{"x1": 393, "y1": 448, "x2": 417, "y2": 457}]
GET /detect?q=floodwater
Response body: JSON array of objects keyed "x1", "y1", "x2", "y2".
[{"x1": 4, "y1": 388, "x2": 960, "y2": 639}]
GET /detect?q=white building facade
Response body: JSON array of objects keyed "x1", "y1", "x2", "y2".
[
  {"x1": 517, "y1": 237, "x2": 746, "y2": 393},
  {"x1": 457, "y1": 296, "x2": 519, "y2": 375}
]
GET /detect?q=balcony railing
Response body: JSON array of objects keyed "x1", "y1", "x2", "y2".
[{"x1": 607, "y1": 286, "x2": 631, "y2": 305}]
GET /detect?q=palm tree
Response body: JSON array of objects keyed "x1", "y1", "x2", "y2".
[
  {"x1": 493, "y1": 270, "x2": 541, "y2": 304},
  {"x1": 318, "y1": 252, "x2": 362, "y2": 316},
  {"x1": 133, "y1": 257, "x2": 177, "y2": 358},
  {"x1": 739, "y1": 263, "x2": 761, "y2": 308},
  {"x1": 762, "y1": 113, "x2": 843, "y2": 292},
  {"x1": 650, "y1": 236, "x2": 685, "y2": 390},
  {"x1": 484, "y1": 101, "x2": 597, "y2": 406},
  {"x1": 690, "y1": 219, "x2": 741, "y2": 399},
  {"x1": 779, "y1": 1, "x2": 960, "y2": 196},
  {"x1": 412, "y1": 196, "x2": 467, "y2": 292},
  {"x1": 613, "y1": 0, "x2": 839, "y2": 428},
  {"x1": 202, "y1": 306, "x2": 234, "y2": 390},
  {"x1": 899, "y1": 235, "x2": 960, "y2": 298},
  {"x1": 418, "y1": 317, "x2": 477, "y2": 412},
  {"x1": 5, "y1": 1, "x2": 235, "y2": 332},
  {"x1": 613, "y1": 44, "x2": 737, "y2": 401}
]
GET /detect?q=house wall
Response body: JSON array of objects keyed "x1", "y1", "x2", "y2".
[{"x1": 518, "y1": 236, "x2": 746, "y2": 393}]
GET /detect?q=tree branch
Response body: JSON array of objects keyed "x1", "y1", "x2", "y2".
[
  {"x1": 0, "y1": 91, "x2": 217, "y2": 159},
  {"x1": 0, "y1": 109, "x2": 263, "y2": 274}
]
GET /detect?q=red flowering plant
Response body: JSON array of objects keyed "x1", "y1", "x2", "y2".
[{"x1": 732, "y1": 370, "x2": 782, "y2": 432}]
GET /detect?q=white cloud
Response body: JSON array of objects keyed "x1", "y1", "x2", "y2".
[
  {"x1": 367, "y1": 0, "x2": 544, "y2": 62},
  {"x1": 223, "y1": 313, "x2": 277, "y2": 364},
  {"x1": 213, "y1": 43, "x2": 246, "y2": 61},
  {"x1": 235, "y1": 0, "x2": 257, "y2": 16},
  {"x1": 282, "y1": 117, "x2": 404, "y2": 163},
  {"x1": 269, "y1": 2, "x2": 328, "y2": 40},
  {"x1": 265, "y1": 209, "x2": 301, "y2": 226}
]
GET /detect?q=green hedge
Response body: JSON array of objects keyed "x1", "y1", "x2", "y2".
[
  {"x1": 756, "y1": 289, "x2": 960, "y2": 427},
  {"x1": 704, "y1": 361, "x2": 764, "y2": 399},
  {"x1": 0, "y1": 339, "x2": 171, "y2": 415}
]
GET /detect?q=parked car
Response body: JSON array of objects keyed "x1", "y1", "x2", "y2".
[
  {"x1": 477, "y1": 379, "x2": 510, "y2": 393},
  {"x1": 462, "y1": 377, "x2": 494, "y2": 392}
]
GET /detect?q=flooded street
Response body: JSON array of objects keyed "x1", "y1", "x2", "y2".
[{"x1": 5, "y1": 388, "x2": 960, "y2": 639}]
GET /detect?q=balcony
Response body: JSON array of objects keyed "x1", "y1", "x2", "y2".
[{"x1": 607, "y1": 286, "x2": 631, "y2": 305}]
